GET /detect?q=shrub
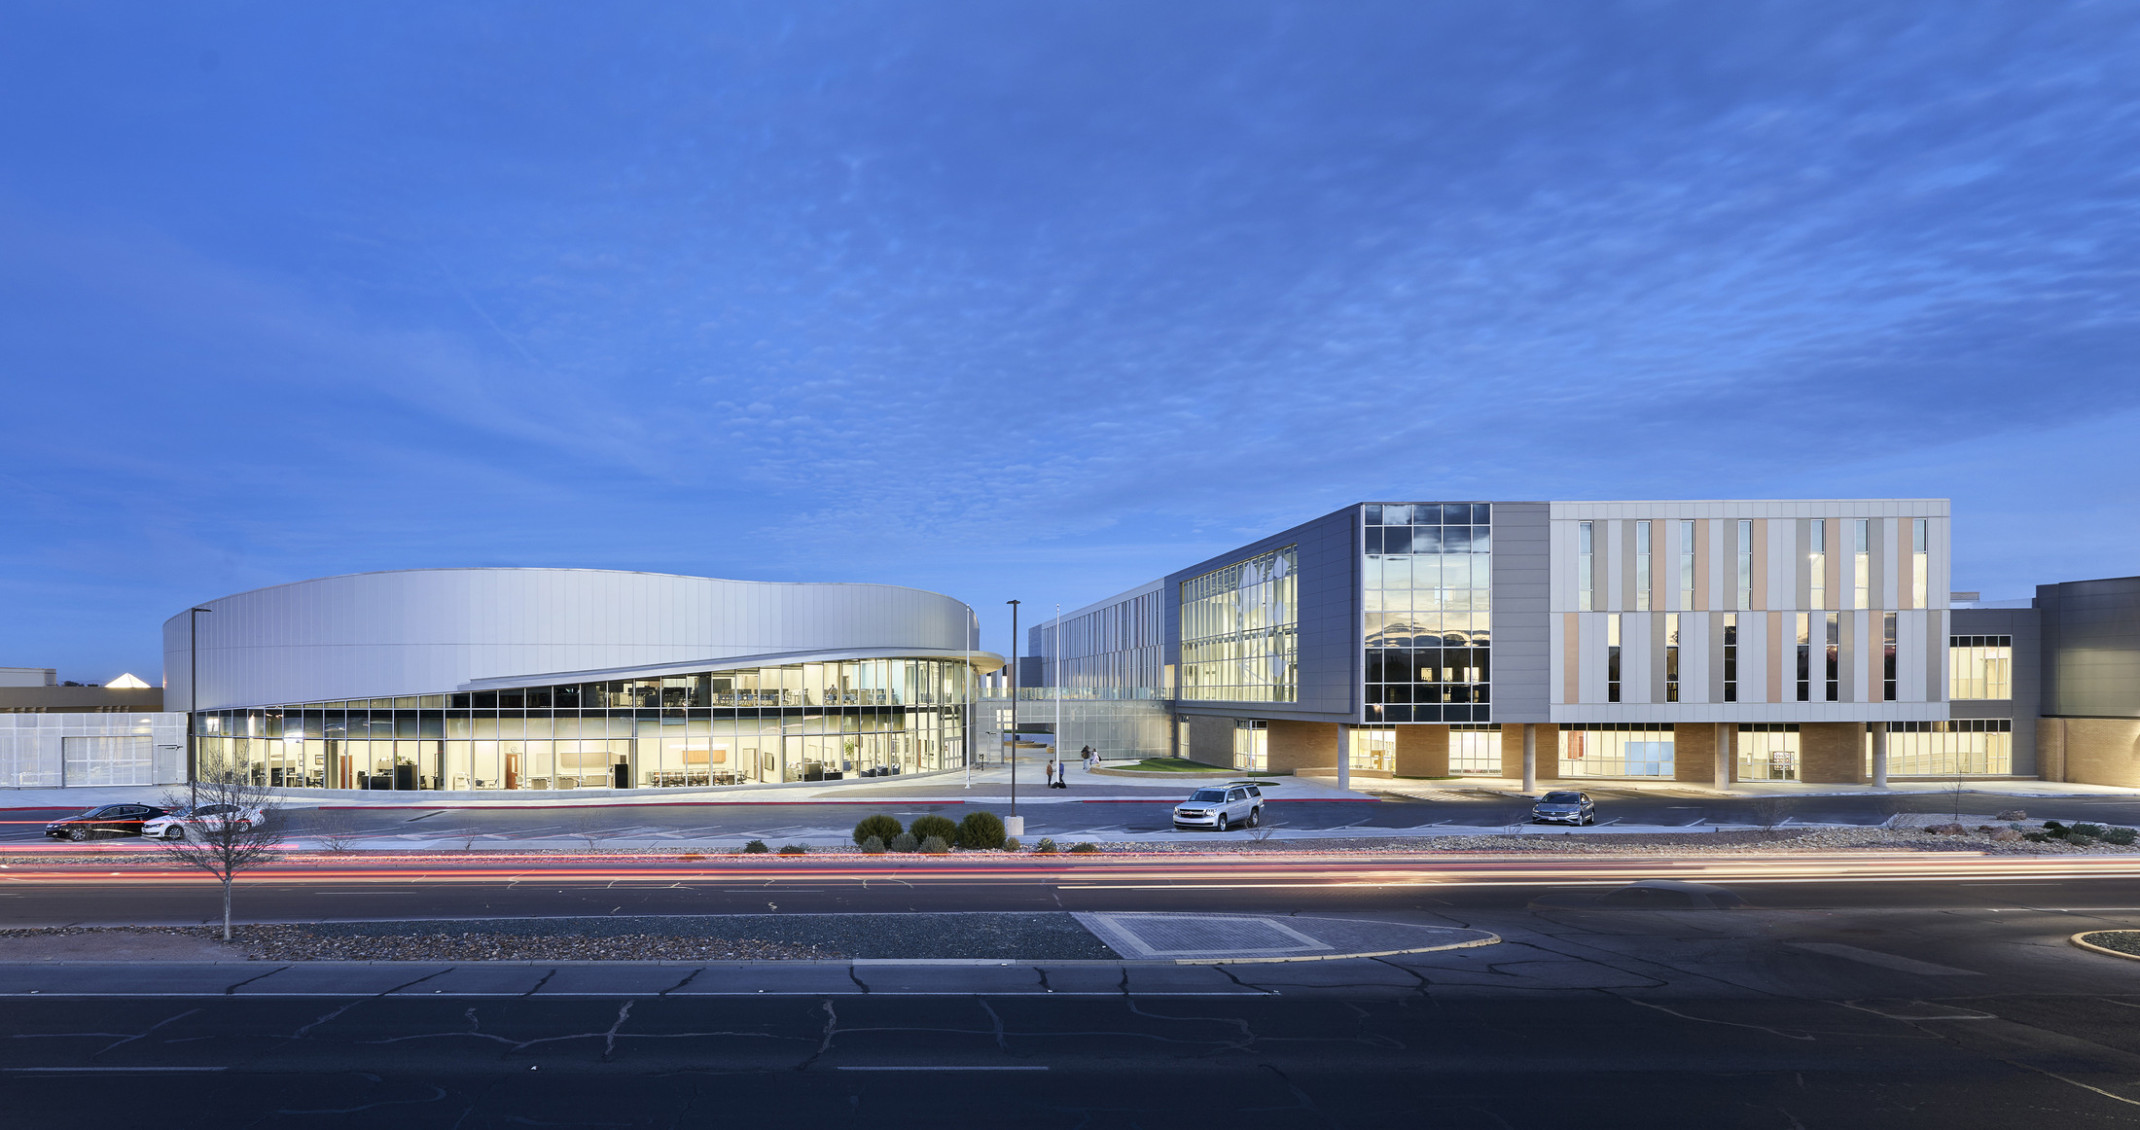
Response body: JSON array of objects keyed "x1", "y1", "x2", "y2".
[
  {"x1": 778, "y1": 843, "x2": 808, "y2": 855},
  {"x1": 853, "y1": 814, "x2": 903, "y2": 847},
  {"x1": 2024, "y1": 832, "x2": 2052, "y2": 843},
  {"x1": 1034, "y1": 838, "x2": 1058, "y2": 854},
  {"x1": 2045, "y1": 820, "x2": 2067, "y2": 833},
  {"x1": 890, "y1": 832, "x2": 918, "y2": 853},
  {"x1": 1002, "y1": 837, "x2": 1021, "y2": 852},
  {"x1": 1069, "y1": 842, "x2": 1099, "y2": 854},
  {"x1": 2073, "y1": 823, "x2": 2106, "y2": 839},
  {"x1": 742, "y1": 840, "x2": 769, "y2": 854},
  {"x1": 860, "y1": 835, "x2": 886, "y2": 854},
  {"x1": 956, "y1": 810, "x2": 1007, "y2": 851},
  {"x1": 920, "y1": 835, "x2": 951, "y2": 854},
  {"x1": 909, "y1": 814, "x2": 959, "y2": 845},
  {"x1": 2068, "y1": 833, "x2": 2100, "y2": 847},
  {"x1": 2104, "y1": 827, "x2": 2137, "y2": 846}
]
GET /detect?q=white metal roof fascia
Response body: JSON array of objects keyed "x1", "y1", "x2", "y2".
[{"x1": 458, "y1": 646, "x2": 1008, "y2": 690}]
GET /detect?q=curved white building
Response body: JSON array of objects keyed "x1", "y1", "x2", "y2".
[{"x1": 163, "y1": 569, "x2": 998, "y2": 794}]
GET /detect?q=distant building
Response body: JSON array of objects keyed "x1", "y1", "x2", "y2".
[{"x1": 0, "y1": 668, "x2": 180, "y2": 789}]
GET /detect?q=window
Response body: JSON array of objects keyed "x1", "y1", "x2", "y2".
[
  {"x1": 1736, "y1": 520, "x2": 1753, "y2": 610},
  {"x1": 1808, "y1": 521, "x2": 1826, "y2": 609},
  {"x1": 1795, "y1": 613, "x2": 1811, "y2": 702},
  {"x1": 1678, "y1": 520, "x2": 1696, "y2": 610},
  {"x1": 1722, "y1": 613, "x2": 1738, "y2": 703},
  {"x1": 1578, "y1": 521, "x2": 1594, "y2": 612},
  {"x1": 1949, "y1": 635, "x2": 2013, "y2": 700},
  {"x1": 1364, "y1": 503, "x2": 1492, "y2": 723},
  {"x1": 1882, "y1": 612, "x2": 1898, "y2": 702},
  {"x1": 1606, "y1": 614, "x2": 1622, "y2": 703},
  {"x1": 1449, "y1": 724, "x2": 1501, "y2": 775},
  {"x1": 1738, "y1": 723, "x2": 1799, "y2": 781},
  {"x1": 1868, "y1": 720, "x2": 2012, "y2": 776},
  {"x1": 1912, "y1": 518, "x2": 1928, "y2": 610},
  {"x1": 1559, "y1": 725, "x2": 1674, "y2": 778},
  {"x1": 1854, "y1": 519, "x2": 1871, "y2": 608},
  {"x1": 1180, "y1": 545, "x2": 1298, "y2": 703},
  {"x1": 1635, "y1": 520, "x2": 1651, "y2": 611},
  {"x1": 1824, "y1": 612, "x2": 1841, "y2": 702},
  {"x1": 1232, "y1": 719, "x2": 1267, "y2": 772},
  {"x1": 1346, "y1": 726, "x2": 1394, "y2": 773},
  {"x1": 1664, "y1": 613, "x2": 1680, "y2": 703}
]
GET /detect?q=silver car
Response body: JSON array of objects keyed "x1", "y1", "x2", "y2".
[
  {"x1": 143, "y1": 803, "x2": 265, "y2": 840},
  {"x1": 1173, "y1": 785, "x2": 1263, "y2": 831}
]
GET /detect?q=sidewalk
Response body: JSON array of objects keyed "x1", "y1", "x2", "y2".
[{"x1": 1361, "y1": 776, "x2": 2140, "y2": 801}]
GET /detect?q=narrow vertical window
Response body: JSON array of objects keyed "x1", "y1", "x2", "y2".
[
  {"x1": 1795, "y1": 613, "x2": 1811, "y2": 702},
  {"x1": 1882, "y1": 612, "x2": 1898, "y2": 701},
  {"x1": 1853, "y1": 519, "x2": 1871, "y2": 608},
  {"x1": 1911, "y1": 518, "x2": 1928, "y2": 610},
  {"x1": 1722, "y1": 614, "x2": 1738, "y2": 703},
  {"x1": 1606, "y1": 614, "x2": 1621, "y2": 703},
  {"x1": 1824, "y1": 612, "x2": 1841, "y2": 702},
  {"x1": 1578, "y1": 521, "x2": 1594, "y2": 612},
  {"x1": 1678, "y1": 520, "x2": 1696, "y2": 610},
  {"x1": 1664, "y1": 612, "x2": 1680, "y2": 703},
  {"x1": 1736, "y1": 519, "x2": 1753, "y2": 611},
  {"x1": 1808, "y1": 522, "x2": 1826, "y2": 610},
  {"x1": 1635, "y1": 520, "x2": 1651, "y2": 611}
]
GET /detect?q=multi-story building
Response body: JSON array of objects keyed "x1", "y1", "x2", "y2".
[{"x1": 1030, "y1": 498, "x2": 2132, "y2": 788}]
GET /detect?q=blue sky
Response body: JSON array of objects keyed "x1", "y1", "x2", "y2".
[{"x1": 3, "y1": 2, "x2": 2136, "y2": 682}]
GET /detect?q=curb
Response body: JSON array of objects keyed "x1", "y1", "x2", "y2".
[{"x1": 2069, "y1": 931, "x2": 2140, "y2": 962}]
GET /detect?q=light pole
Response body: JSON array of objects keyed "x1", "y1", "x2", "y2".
[
  {"x1": 1054, "y1": 602, "x2": 1062, "y2": 777},
  {"x1": 187, "y1": 605, "x2": 214, "y2": 810},
  {"x1": 1006, "y1": 599, "x2": 1019, "y2": 821},
  {"x1": 964, "y1": 606, "x2": 976, "y2": 789}
]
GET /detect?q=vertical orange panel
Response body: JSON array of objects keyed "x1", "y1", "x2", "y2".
[
  {"x1": 1563, "y1": 613, "x2": 1580, "y2": 704},
  {"x1": 1766, "y1": 610, "x2": 1784, "y2": 704}
]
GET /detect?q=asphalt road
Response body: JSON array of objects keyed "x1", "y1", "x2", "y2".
[
  {"x1": 9, "y1": 786, "x2": 2137, "y2": 846},
  {"x1": 7, "y1": 870, "x2": 2140, "y2": 1126}
]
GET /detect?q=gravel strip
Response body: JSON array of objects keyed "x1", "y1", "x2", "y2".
[
  {"x1": 2080, "y1": 931, "x2": 2140, "y2": 958},
  {"x1": 0, "y1": 913, "x2": 1120, "y2": 962}
]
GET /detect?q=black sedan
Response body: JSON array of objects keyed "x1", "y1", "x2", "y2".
[
  {"x1": 44, "y1": 804, "x2": 170, "y2": 841},
  {"x1": 1530, "y1": 790, "x2": 1597, "y2": 826}
]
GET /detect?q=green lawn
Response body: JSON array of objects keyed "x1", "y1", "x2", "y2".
[{"x1": 1114, "y1": 757, "x2": 1234, "y2": 773}]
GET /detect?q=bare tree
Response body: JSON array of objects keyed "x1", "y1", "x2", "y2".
[
  {"x1": 1745, "y1": 796, "x2": 1790, "y2": 836},
  {"x1": 308, "y1": 808, "x2": 359, "y2": 854},
  {"x1": 157, "y1": 768, "x2": 282, "y2": 942}
]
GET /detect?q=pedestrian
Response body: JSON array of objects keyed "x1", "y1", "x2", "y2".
[
  {"x1": 1081, "y1": 744, "x2": 1095, "y2": 773},
  {"x1": 1043, "y1": 757, "x2": 1056, "y2": 788}
]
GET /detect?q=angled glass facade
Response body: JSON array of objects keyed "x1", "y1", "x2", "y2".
[
  {"x1": 1364, "y1": 502, "x2": 1492, "y2": 723},
  {"x1": 1179, "y1": 546, "x2": 1299, "y2": 702}
]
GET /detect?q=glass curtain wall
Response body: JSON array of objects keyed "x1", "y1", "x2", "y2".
[
  {"x1": 1346, "y1": 726, "x2": 1395, "y2": 773},
  {"x1": 194, "y1": 658, "x2": 973, "y2": 792},
  {"x1": 1449, "y1": 724, "x2": 1501, "y2": 775},
  {"x1": 1559, "y1": 725, "x2": 1675, "y2": 778},
  {"x1": 1737, "y1": 723, "x2": 1800, "y2": 781},
  {"x1": 1180, "y1": 547, "x2": 1299, "y2": 702},
  {"x1": 1949, "y1": 636, "x2": 2013, "y2": 700},
  {"x1": 1868, "y1": 720, "x2": 2013, "y2": 776},
  {"x1": 1364, "y1": 502, "x2": 1493, "y2": 723}
]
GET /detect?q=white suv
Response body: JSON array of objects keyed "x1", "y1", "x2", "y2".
[
  {"x1": 143, "y1": 803, "x2": 264, "y2": 841},
  {"x1": 1172, "y1": 783, "x2": 1263, "y2": 831}
]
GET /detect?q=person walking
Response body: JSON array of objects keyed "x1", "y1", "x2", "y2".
[
  {"x1": 1081, "y1": 744, "x2": 1094, "y2": 773},
  {"x1": 1043, "y1": 757, "x2": 1056, "y2": 789}
]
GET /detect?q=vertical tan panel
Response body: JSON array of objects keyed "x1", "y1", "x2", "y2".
[
  {"x1": 1693, "y1": 520, "x2": 1711, "y2": 610},
  {"x1": 1866, "y1": 615, "x2": 1880, "y2": 702},
  {"x1": 1823, "y1": 518, "x2": 1843, "y2": 608},
  {"x1": 1766, "y1": 610, "x2": 1784, "y2": 704},
  {"x1": 1751, "y1": 519, "x2": 1769, "y2": 610},
  {"x1": 1563, "y1": 613, "x2": 1581, "y2": 704}
]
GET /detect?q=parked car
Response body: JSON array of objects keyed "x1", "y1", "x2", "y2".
[
  {"x1": 44, "y1": 804, "x2": 170, "y2": 841},
  {"x1": 1173, "y1": 784, "x2": 1263, "y2": 831},
  {"x1": 142, "y1": 803, "x2": 266, "y2": 841},
  {"x1": 1531, "y1": 790, "x2": 1597, "y2": 826}
]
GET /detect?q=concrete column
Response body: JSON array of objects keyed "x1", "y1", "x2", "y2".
[
  {"x1": 1521, "y1": 723, "x2": 1536, "y2": 794},
  {"x1": 1871, "y1": 723, "x2": 1888, "y2": 788},
  {"x1": 1714, "y1": 722, "x2": 1730, "y2": 792}
]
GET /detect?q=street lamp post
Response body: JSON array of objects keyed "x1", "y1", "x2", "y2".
[
  {"x1": 965, "y1": 606, "x2": 976, "y2": 789},
  {"x1": 188, "y1": 605, "x2": 214, "y2": 810},
  {"x1": 1006, "y1": 599, "x2": 1019, "y2": 821}
]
